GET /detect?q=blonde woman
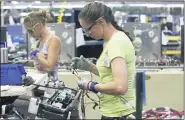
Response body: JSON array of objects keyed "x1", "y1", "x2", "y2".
[{"x1": 24, "y1": 10, "x2": 61, "y2": 82}]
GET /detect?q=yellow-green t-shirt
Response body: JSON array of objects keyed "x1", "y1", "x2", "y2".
[{"x1": 96, "y1": 31, "x2": 136, "y2": 117}]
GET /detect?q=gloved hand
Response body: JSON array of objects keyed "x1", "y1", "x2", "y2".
[
  {"x1": 71, "y1": 55, "x2": 92, "y2": 71},
  {"x1": 30, "y1": 49, "x2": 40, "y2": 57},
  {"x1": 77, "y1": 78, "x2": 98, "y2": 93}
]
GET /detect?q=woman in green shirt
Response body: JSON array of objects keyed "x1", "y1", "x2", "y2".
[{"x1": 72, "y1": 2, "x2": 136, "y2": 120}]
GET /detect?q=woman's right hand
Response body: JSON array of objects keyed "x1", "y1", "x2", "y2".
[{"x1": 71, "y1": 55, "x2": 92, "y2": 71}]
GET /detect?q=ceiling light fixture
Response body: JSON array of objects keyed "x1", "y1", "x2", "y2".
[
  {"x1": 11, "y1": 1, "x2": 19, "y2": 4},
  {"x1": 35, "y1": 1, "x2": 41, "y2": 4}
]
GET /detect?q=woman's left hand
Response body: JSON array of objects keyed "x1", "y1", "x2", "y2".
[
  {"x1": 77, "y1": 78, "x2": 98, "y2": 93},
  {"x1": 77, "y1": 78, "x2": 91, "y2": 90}
]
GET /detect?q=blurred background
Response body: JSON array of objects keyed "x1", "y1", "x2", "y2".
[{"x1": 1, "y1": 0, "x2": 184, "y2": 64}]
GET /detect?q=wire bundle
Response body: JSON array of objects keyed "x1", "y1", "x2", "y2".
[{"x1": 142, "y1": 107, "x2": 183, "y2": 119}]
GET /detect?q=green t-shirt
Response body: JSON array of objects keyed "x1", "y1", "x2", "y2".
[{"x1": 96, "y1": 31, "x2": 136, "y2": 117}]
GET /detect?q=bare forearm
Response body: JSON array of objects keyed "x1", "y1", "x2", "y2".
[
  {"x1": 36, "y1": 55, "x2": 48, "y2": 67},
  {"x1": 89, "y1": 64, "x2": 99, "y2": 76},
  {"x1": 94, "y1": 82, "x2": 127, "y2": 95},
  {"x1": 36, "y1": 55, "x2": 52, "y2": 72}
]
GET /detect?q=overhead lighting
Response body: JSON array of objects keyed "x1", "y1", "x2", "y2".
[
  {"x1": 2, "y1": 6, "x2": 11, "y2": 9},
  {"x1": 53, "y1": 13, "x2": 72, "y2": 16},
  {"x1": 107, "y1": 3, "x2": 123, "y2": 7},
  {"x1": 11, "y1": 1, "x2": 19, "y2": 4},
  {"x1": 166, "y1": 4, "x2": 183, "y2": 8},
  {"x1": 3, "y1": 5, "x2": 26, "y2": 9},
  {"x1": 31, "y1": 6, "x2": 50, "y2": 9},
  {"x1": 53, "y1": 4, "x2": 85, "y2": 8},
  {"x1": 35, "y1": 1, "x2": 41, "y2": 4},
  {"x1": 127, "y1": 3, "x2": 183, "y2": 8},
  {"x1": 53, "y1": 3, "x2": 123, "y2": 9},
  {"x1": 20, "y1": 13, "x2": 29, "y2": 16},
  {"x1": 27, "y1": 4, "x2": 33, "y2": 8},
  {"x1": 127, "y1": 4, "x2": 163, "y2": 7}
]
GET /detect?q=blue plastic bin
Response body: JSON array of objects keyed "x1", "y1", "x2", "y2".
[{"x1": 0, "y1": 64, "x2": 26, "y2": 85}]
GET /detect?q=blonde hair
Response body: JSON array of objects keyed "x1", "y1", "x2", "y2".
[{"x1": 24, "y1": 10, "x2": 52, "y2": 29}]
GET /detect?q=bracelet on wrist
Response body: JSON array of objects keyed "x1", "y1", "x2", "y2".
[{"x1": 89, "y1": 81, "x2": 98, "y2": 93}]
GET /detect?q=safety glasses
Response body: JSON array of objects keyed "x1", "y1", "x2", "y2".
[
  {"x1": 27, "y1": 23, "x2": 39, "y2": 35},
  {"x1": 82, "y1": 16, "x2": 104, "y2": 37}
]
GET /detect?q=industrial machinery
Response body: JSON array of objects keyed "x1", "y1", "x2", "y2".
[
  {"x1": 0, "y1": 62, "x2": 88, "y2": 120},
  {"x1": 1, "y1": 68, "x2": 87, "y2": 120},
  {"x1": 33, "y1": 88, "x2": 82, "y2": 120},
  {"x1": 29, "y1": 69, "x2": 87, "y2": 120},
  {"x1": 0, "y1": 70, "x2": 48, "y2": 119}
]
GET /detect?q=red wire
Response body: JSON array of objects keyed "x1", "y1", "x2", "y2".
[{"x1": 143, "y1": 108, "x2": 182, "y2": 119}]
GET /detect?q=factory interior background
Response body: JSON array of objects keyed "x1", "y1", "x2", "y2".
[{"x1": 0, "y1": 0, "x2": 184, "y2": 119}]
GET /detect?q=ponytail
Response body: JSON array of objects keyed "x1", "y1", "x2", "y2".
[
  {"x1": 111, "y1": 18, "x2": 133, "y2": 42},
  {"x1": 111, "y1": 19, "x2": 141, "y2": 51}
]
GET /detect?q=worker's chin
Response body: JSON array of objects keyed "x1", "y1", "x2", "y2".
[
  {"x1": 33, "y1": 36, "x2": 39, "y2": 40},
  {"x1": 35, "y1": 38, "x2": 39, "y2": 41}
]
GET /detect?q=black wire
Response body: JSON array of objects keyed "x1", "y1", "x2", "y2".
[
  {"x1": 88, "y1": 71, "x2": 101, "y2": 109},
  {"x1": 89, "y1": 70, "x2": 134, "y2": 110},
  {"x1": 119, "y1": 96, "x2": 135, "y2": 110},
  {"x1": 23, "y1": 61, "x2": 29, "y2": 65},
  {"x1": 84, "y1": 102, "x2": 98, "y2": 109},
  {"x1": 85, "y1": 92, "x2": 99, "y2": 103},
  {"x1": 12, "y1": 108, "x2": 24, "y2": 120},
  {"x1": 81, "y1": 91, "x2": 86, "y2": 119},
  {"x1": 90, "y1": 71, "x2": 92, "y2": 81},
  {"x1": 72, "y1": 69, "x2": 100, "y2": 116},
  {"x1": 32, "y1": 84, "x2": 77, "y2": 92}
]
